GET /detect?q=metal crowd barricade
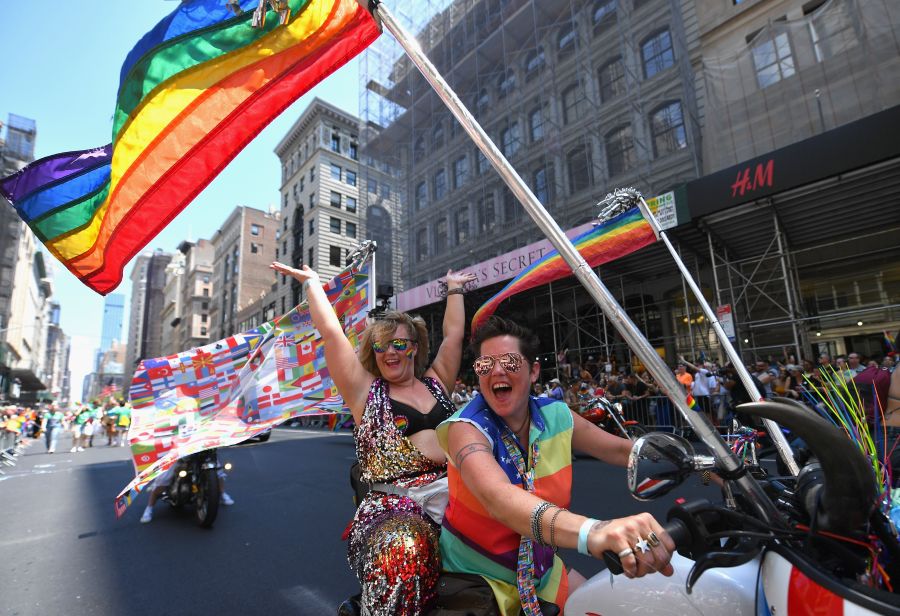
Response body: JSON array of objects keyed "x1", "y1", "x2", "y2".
[{"x1": 616, "y1": 394, "x2": 732, "y2": 435}]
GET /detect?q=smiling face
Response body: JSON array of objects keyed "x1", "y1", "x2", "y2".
[
  {"x1": 373, "y1": 324, "x2": 417, "y2": 384},
  {"x1": 475, "y1": 334, "x2": 539, "y2": 421}
]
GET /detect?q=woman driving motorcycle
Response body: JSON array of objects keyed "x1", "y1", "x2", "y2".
[{"x1": 435, "y1": 316, "x2": 676, "y2": 614}]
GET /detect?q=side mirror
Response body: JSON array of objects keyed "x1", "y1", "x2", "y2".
[{"x1": 627, "y1": 433, "x2": 715, "y2": 500}]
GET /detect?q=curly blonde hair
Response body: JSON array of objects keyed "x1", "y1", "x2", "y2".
[{"x1": 358, "y1": 311, "x2": 430, "y2": 379}]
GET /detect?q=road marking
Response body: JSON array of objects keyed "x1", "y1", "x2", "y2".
[{"x1": 280, "y1": 584, "x2": 335, "y2": 613}]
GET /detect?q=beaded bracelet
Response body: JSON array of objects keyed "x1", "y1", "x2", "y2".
[
  {"x1": 548, "y1": 506, "x2": 567, "y2": 551},
  {"x1": 530, "y1": 502, "x2": 554, "y2": 546},
  {"x1": 446, "y1": 287, "x2": 465, "y2": 296}
]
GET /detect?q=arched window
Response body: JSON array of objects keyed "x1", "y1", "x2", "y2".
[
  {"x1": 605, "y1": 125, "x2": 635, "y2": 176},
  {"x1": 414, "y1": 134, "x2": 426, "y2": 158},
  {"x1": 524, "y1": 47, "x2": 545, "y2": 81},
  {"x1": 641, "y1": 29, "x2": 675, "y2": 78},
  {"x1": 432, "y1": 121, "x2": 445, "y2": 148},
  {"x1": 558, "y1": 22, "x2": 577, "y2": 56},
  {"x1": 592, "y1": 0, "x2": 617, "y2": 33},
  {"x1": 415, "y1": 181, "x2": 427, "y2": 210},
  {"x1": 566, "y1": 144, "x2": 593, "y2": 194},
  {"x1": 598, "y1": 56, "x2": 626, "y2": 102},
  {"x1": 650, "y1": 101, "x2": 687, "y2": 157},
  {"x1": 497, "y1": 69, "x2": 517, "y2": 99},
  {"x1": 475, "y1": 88, "x2": 490, "y2": 115},
  {"x1": 561, "y1": 83, "x2": 586, "y2": 125}
]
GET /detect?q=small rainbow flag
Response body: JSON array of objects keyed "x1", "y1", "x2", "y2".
[
  {"x1": 471, "y1": 207, "x2": 656, "y2": 330},
  {"x1": 686, "y1": 393, "x2": 699, "y2": 410},
  {"x1": 0, "y1": 0, "x2": 379, "y2": 294},
  {"x1": 884, "y1": 331, "x2": 897, "y2": 353}
]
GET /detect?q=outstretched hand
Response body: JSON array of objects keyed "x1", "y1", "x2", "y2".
[
  {"x1": 446, "y1": 269, "x2": 477, "y2": 289},
  {"x1": 270, "y1": 261, "x2": 321, "y2": 286}
]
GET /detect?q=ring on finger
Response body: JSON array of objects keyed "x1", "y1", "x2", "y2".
[
  {"x1": 647, "y1": 532, "x2": 661, "y2": 548},
  {"x1": 634, "y1": 536, "x2": 650, "y2": 554},
  {"x1": 617, "y1": 547, "x2": 634, "y2": 559}
]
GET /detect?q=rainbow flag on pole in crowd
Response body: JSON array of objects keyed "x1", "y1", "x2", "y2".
[
  {"x1": 114, "y1": 250, "x2": 372, "y2": 518},
  {"x1": 471, "y1": 206, "x2": 656, "y2": 330},
  {"x1": 0, "y1": 0, "x2": 380, "y2": 295},
  {"x1": 884, "y1": 331, "x2": 898, "y2": 354}
]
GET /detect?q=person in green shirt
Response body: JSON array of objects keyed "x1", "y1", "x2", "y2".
[
  {"x1": 114, "y1": 402, "x2": 131, "y2": 447},
  {"x1": 41, "y1": 406, "x2": 65, "y2": 453},
  {"x1": 71, "y1": 407, "x2": 91, "y2": 452}
]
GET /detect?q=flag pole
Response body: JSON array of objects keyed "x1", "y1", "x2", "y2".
[
  {"x1": 606, "y1": 190, "x2": 799, "y2": 475},
  {"x1": 365, "y1": 0, "x2": 782, "y2": 523}
]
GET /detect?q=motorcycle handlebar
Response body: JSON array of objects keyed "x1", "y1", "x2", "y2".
[{"x1": 601, "y1": 518, "x2": 690, "y2": 575}]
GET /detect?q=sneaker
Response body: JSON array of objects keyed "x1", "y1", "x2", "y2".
[
  {"x1": 220, "y1": 493, "x2": 235, "y2": 506},
  {"x1": 77, "y1": 447, "x2": 84, "y2": 452},
  {"x1": 140, "y1": 508, "x2": 153, "y2": 524},
  {"x1": 70, "y1": 447, "x2": 77, "y2": 453}
]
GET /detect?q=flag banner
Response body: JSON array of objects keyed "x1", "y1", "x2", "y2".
[
  {"x1": 0, "y1": 0, "x2": 380, "y2": 295},
  {"x1": 471, "y1": 207, "x2": 656, "y2": 330},
  {"x1": 114, "y1": 249, "x2": 372, "y2": 518}
]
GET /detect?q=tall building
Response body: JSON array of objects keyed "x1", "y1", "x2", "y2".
[
  {"x1": 44, "y1": 301, "x2": 70, "y2": 405},
  {"x1": 273, "y1": 98, "x2": 398, "y2": 314},
  {"x1": 159, "y1": 252, "x2": 186, "y2": 357},
  {"x1": 124, "y1": 250, "x2": 172, "y2": 381},
  {"x1": 210, "y1": 207, "x2": 280, "y2": 340},
  {"x1": 176, "y1": 239, "x2": 215, "y2": 350},
  {"x1": 359, "y1": 0, "x2": 900, "y2": 366},
  {"x1": 100, "y1": 294, "x2": 125, "y2": 353}
]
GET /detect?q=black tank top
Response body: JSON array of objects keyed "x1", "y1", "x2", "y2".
[{"x1": 389, "y1": 397, "x2": 451, "y2": 437}]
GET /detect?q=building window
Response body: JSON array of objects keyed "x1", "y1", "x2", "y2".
[
  {"x1": 598, "y1": 56, "x2": 626, "y2": 102},
  {"x1": 476, "y1": 149, "x2": 489, "y2": 174},
  {"x1": 250, "y1": 224, "x2": 261, "y2": 236},
  {"x1": 310, "y1": 165, "x2": 315, "y2": 182},
  {"x1": 592, "y1": 0, "x2": 616, "y2": 33},
  {"x1": 562, "y1": 83, "x2": 586, "y2": 125},
  {"x1": 299, "y1": 177, "x2": 305, "y2": 192},
  {"x1": 309, "y1": 191, "x2": 316, "y2": 208},
  {"x1": 433, "y1": 169, "x2": 447, "y2": 201},
  {"x1": 415, "y1": 181, "x2": 427, "y2": 210},
  {"x1": 345, "y1": 170, "x2": 357, "y2": 187},
  {"x1": 414, "y1": 135, "x2": 426, "y2": 158},
  {"x1": 367, "y1": 177, "x2": 378, "y2": 194},
  {"x1": 532, "y1": 164, "x2": 553, "y2": 205},
  {"x1": 381, "y1": 183, "x2": 391, "y2": 198},
  {"x1": 329, "y1": 245, "x2": 342, "y2": 266},
  {"x1": 558, "y1": 22, "x2": 577, "y2": 56},
  {"x1": 567, "y1": 144, "x2": 594, "y2": 193},
  {"x1": 308, "y1": 247, "x2": 314, "y2": 268},
  {"x1": 331, "y1": 132, "x2": 341, "y2": 153},
  {"x1": 349, "y1": 141, "x2": 358, "y2": 160},
  {"x1": 309, "y1": 218, "x2": 315, "y2": 235},
  {"x1": 251, "y1": 242, "x2": 260, "y2": 254},
  {"x1": 750, "y1": 31, "x2": 795, "y2": 88},
  {"x1": 524, "y1": 47, "x2": 545, "y2": 81},
  {"x1": 432, "y1": 121, "x2": 445, "y2": 149},
  {"x1": 475, "y1": 89, "x2": 490, "y2": 116},
  {"x1": 452, "y1": 156, "x2": 469, "y2": 189},
  {"x1": 435, "y1": 218, "x2": 448, "y2": 254},
  {"x1": 330, "y1": 217, "x2": 341, "y2": 234},
  {"x1": 416, "y1": 227, "x2": 428, "y2": 260},
  {"x1": 642, "y1": 29, "x2": 675, "y2": 79},
  {"x1": 330, "y1": 191, "x2": 341, "y2": 208},
  {"x1": 201, "y1": 314, "x2": 208, "y2": 323},
  {"x1": 650, "y1": 101, "x2": 687, "y2": 158},
  {"x1": 454, "y1": 207, "x2": 469, "y2": 245},
  {"x1": 346, "y1": 221, "x2": 357, "y2": 239},
  {"x1": 478, "y1": 194, "x2": 496, "y2": 233},
  {"x1": 346, "y1": 196, "x2": 357, "y2": 213},
  {"x1": 201, "y1": 327, "x2": 207, "y2": 336},
  {"x1": 502, "y1": 188, "x2": 520, "y2": 223},
  {"x1": 500, "y1": 122, "x2": 522, "y2": 157},
  {"x1": 529, "y1": 106, "x2": 544, "y2": 142},
  {"x1": 605, "y1": 125, "x2": 635, "y2": 177},
  {"x1": 330, "y1": 163, "x2": 341, "y2": 181},
  {"x1": 497, "y1": 69, "x2": 516, "y2": 99}
]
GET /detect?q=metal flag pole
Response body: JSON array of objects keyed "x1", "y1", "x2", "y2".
[
  {"x1": 363, "y1": 0, "x2": 782, "y2": 523},
  {"x1": 599, "y1": 189, "x2": 799, "y2": 476}
]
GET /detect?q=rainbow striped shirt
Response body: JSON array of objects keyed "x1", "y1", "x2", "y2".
[{"x1": 436, "y1": 396, "x2": 573, "y2": 615}]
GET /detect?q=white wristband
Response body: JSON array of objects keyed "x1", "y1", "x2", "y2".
[{"x1": 577, "y1": 518, "x2": 598, "y2": 556}]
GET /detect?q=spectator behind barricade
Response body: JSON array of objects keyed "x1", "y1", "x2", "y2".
[
  {"x1": 883, "y1": 356, "x2": 896, "y2": 372},
  {"x1": 591, "y1": 379, "x2": 605, "y2": 398},
  {"x1": 834, "y1": 356, "x2": 850, "y2": 381},
  {"x1": 605, "y1": 374, "x2": 624, "y2": 403},
  {"x1": 533, "y1": 382, "x2": 547, "y2": 398},
  {"x1": 847, "y1": 352, "x2": 866, "y2": 376},
  {"x1": 577, "y1": 361, "x2": 593, "y2": 383},
  {"x1": 621, "y1": 373, "x2": 649, "y2": 419},
  {"x1": 564, "y1": 382, "x2": 580, "y2": 412},
  {"x1": 721, "y1": 364, "x2": 766, "y2": 428},
  {"x1": 680, "y1": 356, "x2": 714, "y2": 424},
  {"x1": 675, "y1": 363, "x2": 693, "y2": 390},
  {"x1": 783, "y1": 365, "x2": 804, "y2": 400},
  {"x1": 584, "y1": 355, "x2": 599, "y2": 378},
  {"x1": 451, "y1": 382, "x2": 469, "y2": 410},
  {"x1": 556, "y1": 348, "x2": 571, "y2": 380},
  {"x1": 752, "y1": 360, "x2": 777, "y2": 397},
  {"x1": 547, "y1": 378, "x2": 565, "y2": 401}
]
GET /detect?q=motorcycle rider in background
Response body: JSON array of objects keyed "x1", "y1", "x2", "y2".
[{"x1": 140, "y1": 459, "x2": 234, "y2": 523}]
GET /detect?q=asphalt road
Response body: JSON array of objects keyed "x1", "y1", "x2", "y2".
[{"x1": 0, "y1": 428, "x2": 716, "y2": 615}]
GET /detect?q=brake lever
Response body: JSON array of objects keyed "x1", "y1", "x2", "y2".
[{"x1": 686, "y1": 540, "x2": 762, "y2": 594}]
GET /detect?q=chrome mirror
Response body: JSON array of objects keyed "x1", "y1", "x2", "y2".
[{"x1": 628, "y1": 432, "x2": 701, "y2": 500}]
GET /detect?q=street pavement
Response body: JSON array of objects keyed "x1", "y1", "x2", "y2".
[{"x1": 0, "y1": 428, "x2": 715, "y2": 615}]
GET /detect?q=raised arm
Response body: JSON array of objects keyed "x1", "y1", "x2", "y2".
[
  {"x1": 270, "y1": 262, "x2": 373, "y2": 421},
  {"x1": 445, "y1": 421, "x2": 673, "y2": 577},
  {"x1": 678, "y1": 355, "x2": 699, "y2": 373},
  {"x1": 426, "y1": 270, "x2": 477, "y2": 392}
]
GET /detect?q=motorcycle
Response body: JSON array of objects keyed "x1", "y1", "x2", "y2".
[
  {"x1": 161, "y1": 448, "x2": 226, "y2": 528},
  {"x1": 580, "y1": 397, "x2": 647, "y2": 440},
  {"x1": 565, "y1": 398, "x2": 900, "y2": 615}
]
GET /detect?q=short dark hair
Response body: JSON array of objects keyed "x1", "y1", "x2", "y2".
[{"x1": 469, "y1": 316, "x2": 540, "y2": 363}]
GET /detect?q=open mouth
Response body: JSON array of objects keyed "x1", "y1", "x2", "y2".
[{"x1": 491, "y1": 382, "x2": 513, "y2": 402}]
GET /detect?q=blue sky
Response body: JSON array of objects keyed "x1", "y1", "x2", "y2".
[{"x1": 3, "y1": 1, "x2": 360, "y2": 398}]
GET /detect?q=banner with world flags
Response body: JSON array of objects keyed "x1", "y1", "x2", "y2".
[{"x1": 114, "y1": 247, "x2": 372, "y2": 518}]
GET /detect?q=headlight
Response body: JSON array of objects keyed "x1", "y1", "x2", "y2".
[
  {"x1": 223, "y1": 462, "x2": 233, "y2": 471},
  {"x1": 178, "y1": 470, "x2": 188, "y2": 478}
]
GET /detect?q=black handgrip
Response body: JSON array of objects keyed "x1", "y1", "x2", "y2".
[{"x1": 602, "y1": 518, "x2": 690, "y2": 575}]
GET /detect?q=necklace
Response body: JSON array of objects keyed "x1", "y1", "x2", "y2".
[{"x1": 506, "y1": 412, "x2": 530, "y2": 438}]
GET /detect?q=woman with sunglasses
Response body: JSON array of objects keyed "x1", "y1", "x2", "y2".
[
  {"x1": 434, "y1": 316, "x2": 675, "y2": 615},
  {"x1": 271, "y1": 261, "x2": 476, "y2": 616}
]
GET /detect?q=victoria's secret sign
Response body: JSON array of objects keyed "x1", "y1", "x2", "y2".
[{"x1": 686, "y1": 104, "x2": 900, "y2": 219}]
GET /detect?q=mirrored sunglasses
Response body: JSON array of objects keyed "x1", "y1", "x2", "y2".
[
  {"x1": 473, "y1": 352, "x2": 525, "y2": 376},
  {"x1": 372, "y1": 338, "x2": 415, "y2": 353}
]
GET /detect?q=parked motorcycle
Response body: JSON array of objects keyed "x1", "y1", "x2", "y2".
[
  {"x1": 161, "y1": 448, "x2": 224, "y2": 528},
  {"x1": 565, "y1": 398, "x2": 900, "y2": 615},
  {"x1": 580, "y1": 397, "x2": 647, "y2": 440}
]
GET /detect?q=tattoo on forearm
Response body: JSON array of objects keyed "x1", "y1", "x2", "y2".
[{"x1": 454, "y1": 443, "x2": 492, "y2": 471}]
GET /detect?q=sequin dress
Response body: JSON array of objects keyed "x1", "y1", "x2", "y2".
[{"x1": 348, "y1": 377, "x2": 455, "y2": 616}]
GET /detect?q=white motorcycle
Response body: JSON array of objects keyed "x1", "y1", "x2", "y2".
[{"x1": 565, "y1": 398, "x2": 900, "y2": 615}]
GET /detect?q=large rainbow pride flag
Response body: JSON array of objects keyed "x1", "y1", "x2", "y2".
[
  {"x1": 0, "y1": 0, "x2": 380, "y2": 294},
  {"x1": 471, "y1": 206, "x2": 657, "y2": 330}
]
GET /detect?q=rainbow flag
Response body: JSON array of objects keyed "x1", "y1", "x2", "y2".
[
  {"x1": 471, "y1": 207, "x2": 656, "y2": 330},
  {"x1": 884, "y1": 331, "x2": 897, "y2": 353},
  {"x1": 0, "y1": 0, "x2": 379, "y2": 294}
]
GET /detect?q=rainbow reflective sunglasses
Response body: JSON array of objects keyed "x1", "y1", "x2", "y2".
[
  {"x1": 372, "y1": 338, "x2": 416, "y2": 354},
  {"x1": 473, "y1": 352, "x2": 525, "y2": 376}
]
